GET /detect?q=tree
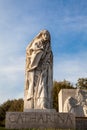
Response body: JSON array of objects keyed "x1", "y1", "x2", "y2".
[
  {"x1": 53, "y1": 80, "x2": 74, "y2": 111},
  {"x1": 8, "y1": 99, "x2": 23, "y2": 112},
  {"x1": 0, "y1": 98, "x2": 24, "y2": 126},
  {"x1": 0, "y1": 100, "x2": 13, "y2": 126},
  {"x1": 76, "y1": 78, "x2": 87, "y2": 89}
]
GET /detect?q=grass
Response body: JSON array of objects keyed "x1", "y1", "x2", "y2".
[
  {"x1": 0, "y1": 127, "x2": 34, "y2": 130},
  {"x1": 0, "y1": 127, "x2": 76, "y2": 130},
  {"x1": 0, "y1": 127, "x2": 12, "y2": 130},
  {"x1": 0, "y1": 127, "x2": 75, "y2": 130},
  {"x1": 0, "y1": 127, "x2": 35, "y2": 130},
  {"x1": 0, "y1": 128, "x2": 56, "y2": 130}
]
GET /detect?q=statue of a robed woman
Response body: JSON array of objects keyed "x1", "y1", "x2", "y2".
[{"x1": 24, "y1": 30, "x2": 53, "y2": 110}]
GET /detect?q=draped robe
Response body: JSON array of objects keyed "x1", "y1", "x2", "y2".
[{"x1": 25, "y1": 38, "x2": 53, "y2": 109}]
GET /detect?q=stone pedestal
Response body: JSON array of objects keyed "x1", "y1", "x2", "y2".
[
  {"x1": 76, "y1": 117, "x2": 87, "y2": 130},
  {"x1": 24, "y1": 108, "x2": 56, "y2": 112},
  {"x1": 5, "y1": 111, "x2": 75, "y2": 129}
]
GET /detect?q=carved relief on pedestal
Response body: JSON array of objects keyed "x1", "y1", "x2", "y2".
[{"x1": 64, "y1": 88, "x2": 87, "y2": 117}]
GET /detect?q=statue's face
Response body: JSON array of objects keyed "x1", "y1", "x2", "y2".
[{"x1": 42, "y1": 32, "x2": 50, "y2": 41}]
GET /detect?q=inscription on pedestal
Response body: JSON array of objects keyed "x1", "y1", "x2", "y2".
[{"x1": 6, "y1": 112, "x2": 75, "y2": 129}]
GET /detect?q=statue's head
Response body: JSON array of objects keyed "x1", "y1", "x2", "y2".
[
  {"x1": 41, "y1": 30, "x2": 50, "y2": 41},
  {"x1": 27, "y1": 30, "x2": 51, "y2": 49},
  {"x1": 37, "y1": 30, "x2": 50, "y2": 42},
  {"x1": 75, "y1": 88, "x2": 82, "y2": 97}
]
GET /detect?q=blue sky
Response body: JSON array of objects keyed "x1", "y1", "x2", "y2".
[{"x1": 0, "y1": 0, "x2": 87, "y2": 104}]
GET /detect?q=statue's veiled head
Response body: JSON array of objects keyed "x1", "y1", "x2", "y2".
[{"x1": 37, "y1": 29, "x2": 51, "y2": 42}]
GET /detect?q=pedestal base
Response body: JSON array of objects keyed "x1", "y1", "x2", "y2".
[
  {"x1": 76, "y1": 117, "x2": 87, "y2": 130},
  {"x1": 24, "y1": 108, "x2": 56, "y2": 112},
  {"x1": 5, "y1": 111, "x2": 75, "y2": 129}
]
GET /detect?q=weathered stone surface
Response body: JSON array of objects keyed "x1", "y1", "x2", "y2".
[
  {"x1": 5, "y1": 112, "x2": 75, "y2": 129},
  {"x1": 24, "y1": 109, "x2": 56, "y2": 112},
  {"x1": 24, "y1": 30, "x2": 53, "y2": 110},
  {"x1": 58, "y1": 89, "x2": 87, "y2": 117},
  {"x1": 76, "y1": 117, "x2": 87, "y2": 130}
]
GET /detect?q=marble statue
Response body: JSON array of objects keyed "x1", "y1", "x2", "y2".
[
  {"x1": 64, "y1": 88, "x2": 87, "y2": 117},
  {"x1": 24, "y1": 30, "x2": 53, "y2": 110}
]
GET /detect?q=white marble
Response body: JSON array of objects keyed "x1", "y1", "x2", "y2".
[
  {"x1": 24, "y1": 30, "x2": 53, "y2": 110},
  {"x1": 59, "y1": 89, "x2": 87, "y2": 117}
]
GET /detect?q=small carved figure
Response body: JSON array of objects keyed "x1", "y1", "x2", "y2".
[
  {"x1": 25, "y1": 30, "x2": 53, "y2": 109},
  {"x1": 64, "y1": 88, "x2": 87, "y2": 116}
]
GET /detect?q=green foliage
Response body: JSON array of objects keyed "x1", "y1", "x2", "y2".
[
  {"x1": 0, "y1": 100, "x2": 13, "y2": 126},
  {"x1": 53, "y1": 80, "x2": 74, "y2": 111},
  {"x1": 0, "y1": 78, "x2": 87, "y2": 127},
  {"x1": 76, "y1": 78, "x2": 87, "y2": 89},
  {"x1": 8, "y1": 99, "x2": 23, "y2": 112},
  {"x1": 0, "y1": 98, "x2": 24, "y2": 126}
]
